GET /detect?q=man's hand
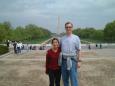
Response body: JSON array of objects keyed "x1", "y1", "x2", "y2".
[{"x1": 77, "y1": 62, "x2": 81, "y2": 68}]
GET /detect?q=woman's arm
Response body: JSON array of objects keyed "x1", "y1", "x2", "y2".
[{"x1": 45, "y1": 51, "x2": 49, "y2": 74}]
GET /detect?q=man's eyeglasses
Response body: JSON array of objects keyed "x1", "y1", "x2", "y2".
[{"x1": 65, "y1": 26, "x2": 72, "y2": 28}]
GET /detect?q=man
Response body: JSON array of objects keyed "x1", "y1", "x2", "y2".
[
  {"x1": 13, "y1": 41, "x2": 17, "y2": 54},
  {"x1": 6, "y1": 40, "x2": 10, "y2": 48},
  {"x1": 17, "y1": 41, "x2": 22, "y2": 54},
  {"x1": 60, "y1": 22, "x2": 81, "y2": 86}
]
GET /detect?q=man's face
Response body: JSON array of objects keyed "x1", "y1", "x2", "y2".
[{"x1": 65, "y1": 23, "x2": 73, "y2": 35}]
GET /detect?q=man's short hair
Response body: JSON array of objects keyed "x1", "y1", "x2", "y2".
[{"x1": 65, "y1": 22, "x2": 73, "y2": 27}]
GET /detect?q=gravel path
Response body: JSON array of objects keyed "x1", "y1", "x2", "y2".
[{"x1": 0, "y1": 49, "x2": 115, "y2": 86}]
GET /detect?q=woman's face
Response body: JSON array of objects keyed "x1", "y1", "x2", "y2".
[{"x1": 52, "y1": 40, "x2": 59, "y2": 49}]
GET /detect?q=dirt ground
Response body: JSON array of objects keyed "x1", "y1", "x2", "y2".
[{"x1": 0, "y1": 49, "x2": 115, "y2": 86}]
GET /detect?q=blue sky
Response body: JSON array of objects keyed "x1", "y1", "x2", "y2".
[{"x1": 0, "y1": 0, "x2": 115, "y2": 32}]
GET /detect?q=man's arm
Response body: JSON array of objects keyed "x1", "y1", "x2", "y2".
[
  {"x1": 77, "y1": 37, "x2": 82, "y2": 68},
  {"x1": 77, "y1": 50, "x2": 82, "y2": 68},
  {"x1": 77, "y1": 50, "x2": 82, "y2": 62}
]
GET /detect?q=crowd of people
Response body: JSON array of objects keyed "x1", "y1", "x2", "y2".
[
  {"x1": 88, "y1": 43, "x2": 102, "y2": 50},
  {"x1": 12, "y1": 41, "x2": 23, "y2": 54},
  {"x1": 5, "y1": 40, "x2": 47, "y2": 54}
]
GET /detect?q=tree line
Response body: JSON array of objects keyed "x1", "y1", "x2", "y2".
[
  {"x1": 73, "y1": 20, "x2": 115, "y2": 43},
  {"x1": 0, "y1": 20, "x2": 115, "y2": 43},
  {"x1": 0, "y1": 21, "x2": 51, "y2": 43}
]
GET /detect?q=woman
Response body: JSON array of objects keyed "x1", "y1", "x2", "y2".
[{"x1": 45, "y1": 38, "x2": 61, "y2": 86}]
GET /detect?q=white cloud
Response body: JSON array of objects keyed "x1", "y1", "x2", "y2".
[{"x1": 0, "y1": 0, "x2": 115, "y2": 32}]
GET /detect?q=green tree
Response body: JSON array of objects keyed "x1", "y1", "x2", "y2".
[
  {"x1": 0, "y1": 21, "x2": 12, "y2": 42},
  {"x1": 104, "y1": 21, "x2": 115, "y2": 42},
  {"x1": 73, "y1": 27, "x2": 104, "y2": 42},
  {"x1": 0, "y1": 21, "x2": 51, "y2": 43}
]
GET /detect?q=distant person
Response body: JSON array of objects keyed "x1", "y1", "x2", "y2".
[
  {"x1": 22, "y1": 45, "x2": 24, "y2": 50},
  {"x1": 32, "y1": 46, "x2": 36, "y2": 50},
  {"x1": 30, "y1": 45, "x2": 32, "y2": 50},
  {"x1": 6, "y1": 40, "x2": 10, "y2": 48},
  {"x1": 16, "y1": 42, "x2": 20, "y2": 54},
  {"x1": 17, "y1": 41, "x2": 22, "y2": 54},
  {"x1": 45, "y1": 38, "x2": 61, "y2": 86},
  {"x1": 13, "y1": 41, "x2": 17, "y2": 54},
  {"x1": 20, "y1": 41, "x2": 23, "y2": 49},
  {"x1": 96, "y1": 44, "x2": 98, "y2": 48},
  {"x1": 39, "y1": 46, "x2": 43, "y2": 50},
  {"x1": 26, "y1": 43, "x2": 29, "y2": 51},
  {"x1": 19, "y1": 41, "x2": 23, "y2": 53},
  {"x1": 100, "y1": 43, "x2": 102, "y2": 49},
  {"x1": 43, "y1": 44, "x2": 46, "y2": 50},
  {"x1": 88, "y1": 44, "x2": 91, "y2": 50}
]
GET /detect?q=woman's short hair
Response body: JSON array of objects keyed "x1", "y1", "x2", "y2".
[{"x1": 51, "y1": 38, "x2": 59, "y2": 44}]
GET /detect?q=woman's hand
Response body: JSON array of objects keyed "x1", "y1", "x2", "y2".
[{"x1": 45, "y1": 69, "x2": 48, "y2": 75}]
